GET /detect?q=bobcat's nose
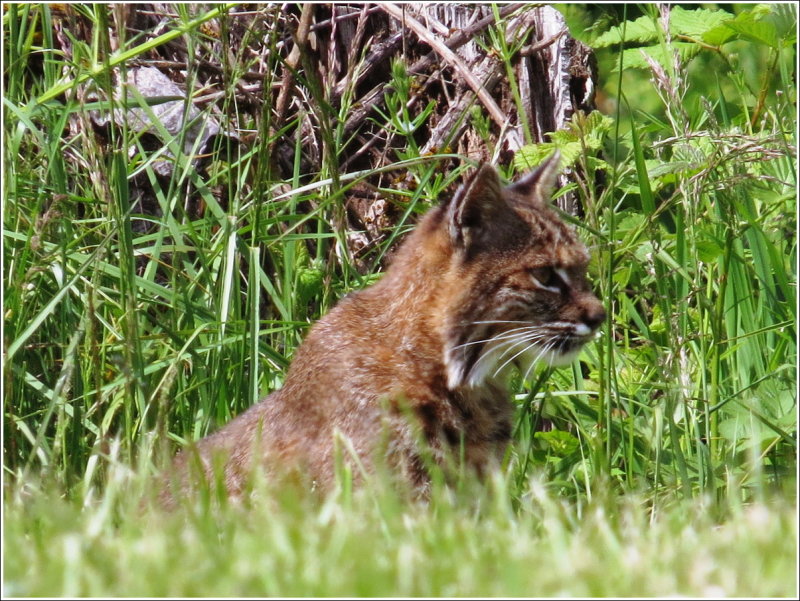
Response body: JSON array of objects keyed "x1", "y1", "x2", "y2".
[{"x1": 581, "y1": 303, "x2": 606, "y2": 331}]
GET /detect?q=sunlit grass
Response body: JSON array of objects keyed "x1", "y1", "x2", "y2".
[{"x1": 3, "y1": 463, "x2": 797, "y2": 598}]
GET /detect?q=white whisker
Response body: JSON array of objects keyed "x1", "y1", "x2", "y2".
[
  {"x1": 464, "y1": 329, "x2": 548, "y2": 387},
  {"x1": 451, "y1": 325, "x2": 540, "y2": 351},
  {"x1": 449, "y1": 316, "x2": 595, "y2": 388},
  {"x1": 522, "y1": 339, "x2": 557, "y2": 381},
  {"x1": 491, "y1": 332, "x2": 551, "y2": 378},
  {"x1": 469, "y1": 320, "x2": 532, "y2": 325},
  {"x1": 468, "y1": 333, "x2": 529, "y2": 371}
]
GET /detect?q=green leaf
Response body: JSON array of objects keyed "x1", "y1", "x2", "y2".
[
  {"x1": 696, "y1": 236, "x2": 725, "y2": 264},
  {"x1": 514, "y1": 111, "x2": 613, "y2": 173},
  {"x1": 646, "y1": 159, "x2": 703, "y2": 185},
  {"x1": 593, "y1": 15, "x2": 659, "y2": 48},
  {"x1": 669, "y1": 6, "x2": 734, "y2": 40},
  {"x1": 724, "y1": 14, "x2": 780, "y2": 49},
  {"x1": 766, "y1": 4, "x2": 798, "y2": 42},
  {"x1": 701, "y1": 24, "x2": 738, "y2": 46},
  {"x1": 296, "y1": 264, "x2": 324, "y2": 308},
  {"x1": 534, "y1": 429, "x2": 580, "y2": 457},
  {"x1": 618, "y1": 42, "x2": 703, "y2": 71},
  {"x1": 514, "y1": 144, "x2": 553, "y2": 171},
  {"x1": 593, "y1": 7, "x2": 734, "y2": 49}
]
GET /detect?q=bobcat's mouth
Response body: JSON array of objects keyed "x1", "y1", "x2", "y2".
[
  {"x1": 513, "y1": 334, "x2": 589, "y2": 369},
  {"x1": 535, "y1": 322, "x2": 599, "y2": 361},
  {"x1": 446, "y1": 320, "x2": 599, "y2": 389},
  {"x1": 552, "y1": 322, "x2": 598, "y2": 352}
]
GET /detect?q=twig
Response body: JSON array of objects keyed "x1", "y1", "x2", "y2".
[
  {"x1": 420, "y1": 54, "x2": 506, "y2": 156},
  {"x1": 379, "y1": 3, "x2": 507, "y2": 130},
  {"x1": 333, "y1": 30, "x2": 405, "y2": 101},
  {"x1": 519, "y1": 28, "x2": 566, "y2": 56},
  {"x1": 309, "y1": 5, "x2": 384, "y2": 34},
  {"x1": 274, "y1": 4, "x2": 315, "y2": 128},
  {"x1": 342, "y1": 4, "x2": 523, "y2": 137},
  {"x1": 438, "y1": 3, "x2": 526, "y2": 57}
]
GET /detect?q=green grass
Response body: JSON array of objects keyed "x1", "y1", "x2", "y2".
[
  {"x1": 3, "y1": 3, "x2": 797, "y2": 597},
  {"x1": 4, "y1": 468, "x2": 797, "y2": 597}
]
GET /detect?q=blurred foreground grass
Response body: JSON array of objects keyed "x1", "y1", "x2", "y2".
[{"x1": 3, "y1": 467, "x2": 797, "y2": 598}]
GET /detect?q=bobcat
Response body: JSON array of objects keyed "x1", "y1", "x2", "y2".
[{"x1": 165, "y1": 153, "x2": 605, "y2": 502}]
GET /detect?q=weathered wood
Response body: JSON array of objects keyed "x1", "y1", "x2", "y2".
[
  {"x1": 56, "y1": 3, "x2": 598, "y2": 262},
  {"x1": 523, "y1": 6, "x2": 597, "y2": 214}
]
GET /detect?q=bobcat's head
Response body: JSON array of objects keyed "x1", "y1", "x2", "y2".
[{"x1": 442, "y1": 154, "x2": 605, "y2": 389}]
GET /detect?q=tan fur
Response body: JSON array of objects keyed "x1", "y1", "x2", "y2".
[{"x1": 164, "y1": 154, "x2": 605, "y2": 503}]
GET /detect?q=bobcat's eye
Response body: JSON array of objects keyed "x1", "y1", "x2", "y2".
[{"x1": 528, "y1": 267, "x2": 563, "y2": 293}]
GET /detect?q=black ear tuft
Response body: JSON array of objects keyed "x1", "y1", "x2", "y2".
[{"x1": 506, "y1": 151, "x2": 562, "y2": 206}]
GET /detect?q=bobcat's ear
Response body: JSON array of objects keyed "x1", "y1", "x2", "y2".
[
  {"x1": 447, "y1": 163, "x2": 505, "y2": 250},
  {"x1": 506, "y1": 151, "x2": 561, "y2": 206}
]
